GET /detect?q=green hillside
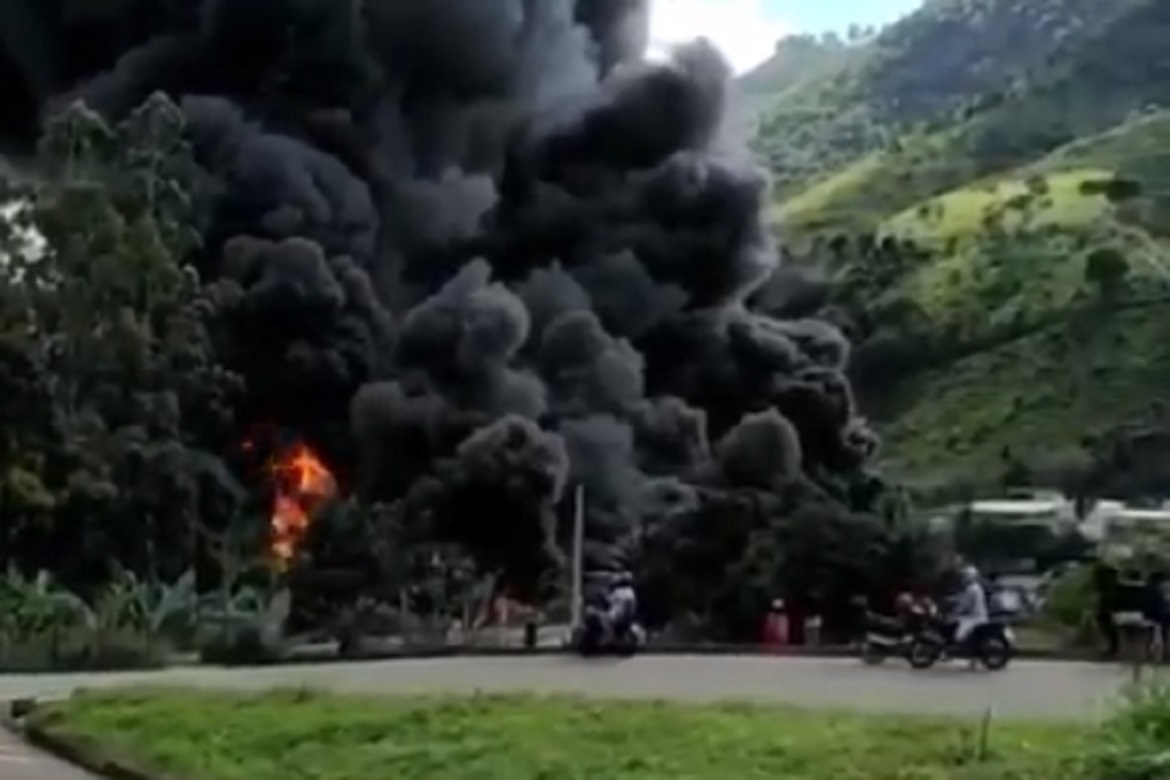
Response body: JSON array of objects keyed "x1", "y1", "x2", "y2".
[
  {"x1": 883, "y1": 303, "x2": 1170, "y2": 490},
  {"x1": 747, "y1": 0, "x2": 1170, "y2": 495},
  {"x1": 774, "y1": 0, "x2": 1167, "y2": 232},
  {"x1": 878, "y1": 114, "x2": 1170, "y2": 488},
  {"x1": 736, "y1": 33, "x2": 857, "y2": 119},
  {"x1": 752, "y1": 0, "x2": 1133, "y2": 199}
]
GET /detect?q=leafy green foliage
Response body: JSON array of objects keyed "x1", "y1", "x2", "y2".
[
  {"x1": 0, "y1": 93, "x2": 244, "y2": 590},
  {"x1": 197, "y1": 586, "x2": 291, "y2": 666},
  {"x1": 1091, "y1": 684, "x2": 1170, "y2": 780},
  {"x1": 1041, "y1": 563, "x2": 1097, "y2": 643},
  {"x1": 0, "y1": 568, "x2": 194, "y2": 671}
]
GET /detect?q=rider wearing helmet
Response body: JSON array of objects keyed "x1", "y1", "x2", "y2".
[
  {"x1": 606, "y1": 570, "x2": 638, "y2": 633},
  {"x1": 951, "y1": 564, "x2": 990, "y2": 648}
]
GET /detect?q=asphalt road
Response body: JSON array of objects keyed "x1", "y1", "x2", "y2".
[
  {"x1": 0, "y1": 728, "x2": 97, "y2": 780},
  {"x1": 0, "y1": 655, "x2": 1138, "y2": 721}
]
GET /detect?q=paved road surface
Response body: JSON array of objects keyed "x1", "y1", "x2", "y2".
[
  {"x1": 0, "y1": 655, "x2": 1136, "y2": 721},
  {"x1": 0, "y1": 728, "x2": 96, "y2": 780}
]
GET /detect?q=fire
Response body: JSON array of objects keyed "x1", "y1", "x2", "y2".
[{"x1": 268, "y1": 441, "x2": 337, "y2": 566}]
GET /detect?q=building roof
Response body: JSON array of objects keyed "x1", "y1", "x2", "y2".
[{"x1": 968, "y1": 500, "x2": 1066, "y2": 516}]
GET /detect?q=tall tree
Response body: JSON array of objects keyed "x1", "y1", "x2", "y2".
[{"x1": 0, "y1": 93, "x2": 242, "y2": 591}]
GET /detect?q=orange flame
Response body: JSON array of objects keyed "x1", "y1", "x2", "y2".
[{"x1": 268, "y1": 441, "x2": 337, "y2": 566}]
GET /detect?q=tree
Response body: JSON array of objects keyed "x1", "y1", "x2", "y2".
[
  {"x1": 1079, "y1": 177, "x2": 1143, "y2": 203},
  {"x1": 0, "y1": 94, "x2": 242, "y2": 592},
  {"x1": 1084, "y1": 247, "x2": 1129, "y2": 301},
  {"x1": 633, "y1": 476, "x2": 941, "y2": 643}
]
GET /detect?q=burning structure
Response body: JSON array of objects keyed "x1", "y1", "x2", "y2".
[
  {"x1": 0, "y1": 1, "x2": 886, "y2": 612},
  {"x1": 269, "y1": 441, "x2": 338, "y2": 565}
]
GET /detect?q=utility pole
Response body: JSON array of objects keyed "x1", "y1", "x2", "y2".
[{"x1": 569, "y1": 484, "x2": 585, "y2": 631}]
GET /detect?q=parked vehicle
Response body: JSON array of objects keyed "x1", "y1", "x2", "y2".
[
  {"x1": 858, "y1": 600, "x2": 937, "y2": 665},
  {"x1": 855, "y1": 594, "x2": 939, "y2": 665},
  {"x1": 859, "y1": 613, "x2": 913, "y2": 664}
]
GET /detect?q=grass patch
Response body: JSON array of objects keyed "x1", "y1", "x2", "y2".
[
  {"x1": 885, "y1": 169, "x2": 1113, "y2": 244},
  {"x1": 772, "y1": 127, "x2": 986, "y2": 236},
  {"x1": 1030, "y1": 110, "x2": 1170, "y2": 189},
  {"x1": 29, "y1": 687, "x2": 1089, "y2": 780},
  {"x1": 774, "y1": 151, "x2": 890, "y2": 231}
]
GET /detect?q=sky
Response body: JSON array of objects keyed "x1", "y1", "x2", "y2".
[{"x1": 647, "y1": 0, "x2": 925, "y2": 74}]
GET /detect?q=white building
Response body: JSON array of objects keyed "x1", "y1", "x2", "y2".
[{"x1": 923, "y1": 489, "x2": 1170, "y2": 567}]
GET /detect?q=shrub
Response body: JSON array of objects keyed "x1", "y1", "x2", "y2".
[
  {"x1": 0, "y1": 569, "x2": 187, "y2": 672},
  {"x1": 198, "y1": 624, "x2": 285, "y2": 666},
  {"x1": 104, "y1": 570, "x2": 200, "y2": 646},
  {"x1": 197, "y1": 586, "x2": 290, "y2": 666},
  {"x1": 0, "y1": 625, "x2": 167, "y2": 673},
  {"x1": 1041, "y1": 563, "x2": 1098, "y2": 644},
  {"x1": 0, "y1": 573, "x2": 166, "y2": 672},
  {"x1": 1090, "y1": 683, "x2": 1170, "y2": 780}
]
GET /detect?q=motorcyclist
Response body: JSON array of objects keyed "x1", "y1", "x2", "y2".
[
  {"x1": 949, "y1": 564, "x2": 990, "y2": 651},
  {"x1": 606, "y1": 571, "x2": 638, "y2": 637}
]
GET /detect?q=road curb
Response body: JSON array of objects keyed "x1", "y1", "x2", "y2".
[
  {"x1": 5, "y1": 699, "x2": 167, "y2": 780},
  {"x1": 201, "y1": 642, "x2": 1103, "y2": 668},
  {"x1": 0, "y1": 642, "x2": 1106, "y2": 673}
]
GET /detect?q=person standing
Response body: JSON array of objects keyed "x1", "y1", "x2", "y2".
[
  {"x1": 1143, "y1": 571, "x2": 1169, "y2": 662},
  {"x1": 1093, "y1": 561, "x2": 1119, "y2": 659},
  {"x1": 762, "y1": 599, "x2": 789, "y2": 651}
]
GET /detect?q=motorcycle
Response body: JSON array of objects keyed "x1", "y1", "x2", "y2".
[
  {"x1": 858, "y1": 602, "x2": 936, "y2": 665},
  {"x1": 858, "y1": 613, "x2": 915, "y2": 664},
  {"x1": 572, "y1": 604, "x2": 644, "y2": 657},
  {"x1": 907, "y1": 617, "x2": 1015, "y2": 671}
]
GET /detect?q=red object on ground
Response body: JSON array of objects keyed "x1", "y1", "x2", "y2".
[{"x1": 762, "y1": 612, "x2": 789, "y2": 651}]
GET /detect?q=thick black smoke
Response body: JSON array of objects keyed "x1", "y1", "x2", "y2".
[{"x1": 0, "y1": 0, "x2": 877, "y2": 592}]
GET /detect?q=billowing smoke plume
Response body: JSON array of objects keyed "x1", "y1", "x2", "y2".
[{"x1": 0, "y1": 0, "x2": 877, "y2": 592}]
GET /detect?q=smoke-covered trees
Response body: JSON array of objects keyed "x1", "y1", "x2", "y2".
[
  {"x1": 0, "y1": 94, "x2": 240, "y2": 590},
  {"x1": 0, "y1": 2, "x2": 945, "y2": 643}
]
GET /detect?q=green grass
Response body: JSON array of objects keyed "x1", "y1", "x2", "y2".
[
  {"x1": 1029, "y1": 110, "x2": 1170, "y2": 189},
  {"x1": 884, "y1": 169, "x2": 1113, "y2": 243},
  {"x1": 883, "y1": 172, "x2": 1138, "y2": 328},
  {"x1": 773, "y1": 128, "x2": 984, "y2": 235},
  {"x1": 30, "y1": 687, "x2": 1090, "y2": 780},
  {"x1": 774, "y1": 151, "x2": 890, "y2": 231},
  {"x1": 772, "y1": 110, "x2": 1170, "y2": 241}
]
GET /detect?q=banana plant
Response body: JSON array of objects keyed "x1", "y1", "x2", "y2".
[
  {"x1": 91, "y1": 568, "x2": 199, "y2": 640},
  {"x1": 146, "y1": 569, "x2": 197, "y2": 636},
  {"x1": 0, "y1": 568, "x2": 93, "y2": 639},
  {"x1": 199, "y1": 584, "x2": 291, "y2": 641}
]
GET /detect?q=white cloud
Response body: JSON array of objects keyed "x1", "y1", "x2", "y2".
[{"x1": 647, "y1": 0, "x2": 790, "y2": 75}]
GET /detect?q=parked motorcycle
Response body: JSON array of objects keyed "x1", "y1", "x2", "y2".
[
  {"x1": 858, "y1": 613, "x2": 915, "y2": 664},
  {"x1": 906, "y1": 618, "x2": 1015, "y2": 671},
  {"x1": 858, "y1": 598, "x2": 937, "y2": 665}
]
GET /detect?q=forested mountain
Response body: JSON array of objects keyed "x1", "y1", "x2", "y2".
[
  {"x1": 746, "y1": 0, "x2": 1170, "y2": 499},
  {"x1": 748, "y1": 0, "x2": 1135, "y2": 198},
  {"x1": 735, "y1": 33, "x2": 858, "y2": 121}
]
